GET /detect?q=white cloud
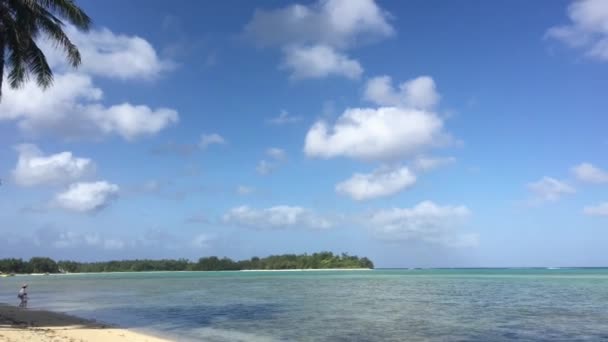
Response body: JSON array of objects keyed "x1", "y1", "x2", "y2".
[
  {"x1": 192, "y1": 234, "x2": 214, "y2": 248},
  {"x1": 304, "y1": 106, "x2": 445, "y2": 161},
  {"x1": 26, "y1": 227, "x2": 208, "y2": 254},
  {"x1": 583, "y1": 202, "x2": 608, "y2": 216},
  {"x1": 54, "y1": 181, "x2": 120, "y2": 213},
  {"x1": 103, "y1": 239, "x2": 126, "y2": 250},
  {"x1": 199, "y1": 133, "x2": 226, "y2": 149},
  {"x1": 336, "y1": 166, "x2": 416, "y2": 200},
  {"x1": 49, "y1": 231, "x2": 101, "y2": 249},
  {"x1": 33, "y1": 228, "x2": 124, "y2": 250},
  {"x1": 572, "y1": 163, "x2": 608, "y2": 183},
  {"x1": 223, "y1": 205, "x2": 332, "y2": 229},
  {"x1": 12, "y1": 144, "x2": 94, "y2": 186},
  {"x1": 0, "y1": 73, "x2": 178, "y2": 140},
  {"x1": 257, "y1": 148, "x2": 287, "y2": 175},
  {"x1": 305, "y1": 75, "x2": 451, "y2": 161},
  {"x1": 267, "y1": 110, "x2": 302, "y2": 124},
  {"x1": 364, "y1": 75, "x2": 440, "y2": 109},
  {"x1": 256, "y1": 160, "x2": 274, "y2": 175},
  {"x1": 43, "y1": 26, "x2": 172, "y2": 80},
  {"x1": 282, "y1": 44, "x2": 363, "y2": 80},
  {"x1": 1, "y1": 26, "x2": 178, "y2": 140},
  {"x1": 367, "y1": 201, "x2": 477, "y2": 247},
  {"x1": 546, "y1": 0, "x2": 608, "y2": 61},
  {"x1": 237, "y1": 186, "x2": 255, "y2": 195},
  {"x1": 527, "y1": 177, "x2": 576, "y2": 203},
  {"x1": 0, "y1": 73, "x2": 100, "y2": 121},
  {"x1": 412, "y1": 156, "x2": 456, "y2": 172},
  {"x1": 266, "y1": 147, "x2": 287, "y2": 161},
  {"x1": 244, "y1": 0, "x2": 393, "y2": 80},
  {"x1": 245, "y1": 0, "x2": 393, "y2": 49},
  {"x1": 87, "y1": 103, "x2": 178, "y2": 140}
]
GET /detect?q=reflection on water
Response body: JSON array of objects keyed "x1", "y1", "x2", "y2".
[{"x1": 1, "y1": 269, "x2": 608, "y2": 341}]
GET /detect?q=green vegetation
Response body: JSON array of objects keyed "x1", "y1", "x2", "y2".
[{"x1": 0, "y1": 252, "x2": 374, "y2": 274}]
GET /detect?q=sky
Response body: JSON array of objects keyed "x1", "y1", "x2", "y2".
[{"x1": 0, "y1": 0, "x2": 607, "y2": 267}]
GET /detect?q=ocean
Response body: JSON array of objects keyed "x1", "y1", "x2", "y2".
[{"x1": 1, "y1": 268, "x2": 607, "y2": 341}]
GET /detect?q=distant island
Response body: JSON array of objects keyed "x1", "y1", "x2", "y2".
[{"x1": 0, "y1": 252, "x2": 374, "y2": 274}]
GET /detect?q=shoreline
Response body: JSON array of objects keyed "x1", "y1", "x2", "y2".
[
  {"x1": 5, "y1": 268, "x2": 373, "y2": 276},
  {"x1": 0, "y1": 303, "x2": 171, "y2": 342},
  {"x1": 240, "y1": 268, "x2": 373, "y2": 272}
]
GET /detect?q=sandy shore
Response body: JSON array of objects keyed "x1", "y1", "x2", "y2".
[{"x1": 0, "y1": 304, "x2": 171, "y2": 342}]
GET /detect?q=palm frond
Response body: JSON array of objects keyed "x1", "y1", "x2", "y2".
[
  {"x1": 7, "y1": 49, "x2": 28, "y2": 89},
  {"x1": 0, "y1": 0, "x2": 91, "y2": 99},
  {"x1": 24, "y1": 37, "x2": 52, "y2": 88},
  {"x1": 34, "y1": 6, "x2": 81, "y2": 67},
  {"x1": 0, "y1": 36, "x2": 6, "y2": 98},
  {"x1": 32, "y1": 0, "x2": 91, "y2": 29},
  {"x1": 0, "y1": 4, "x2": 28, "y2": 88}
]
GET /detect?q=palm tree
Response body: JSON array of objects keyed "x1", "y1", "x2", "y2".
[{"x1": 0, "y1": 0, "x2": 91, "y2": 100}]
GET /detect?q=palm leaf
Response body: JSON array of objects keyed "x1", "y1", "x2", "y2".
[
  {"x1": 27, "y1": 0, "x2": 90, "y2": 29},
  {"x1": 0, "y1": 0, "x2": 91, "y2": 100},
  {"x1": 0, "y1": 36, "x2": 6, "y2": 97},
  {"x1": 24, "y1": 37, "x2": 53, "y2": 88}
]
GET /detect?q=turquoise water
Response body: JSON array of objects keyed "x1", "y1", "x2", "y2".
[{"x1": 1, "y1": 269, "x2": 608, "y2": 341}]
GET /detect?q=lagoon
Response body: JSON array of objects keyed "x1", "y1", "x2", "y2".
[{"x1": 1, "y1": 268, "x2": 607, "y2": 341}]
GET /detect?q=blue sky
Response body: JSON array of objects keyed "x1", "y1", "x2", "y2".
[{"x1": 1, "y1": 0, "x2": 607, "y2": 267}]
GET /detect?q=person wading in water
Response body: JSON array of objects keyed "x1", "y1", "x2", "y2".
[{"x1": 18, "y1": 284, "x2": 28, "y2": 308}]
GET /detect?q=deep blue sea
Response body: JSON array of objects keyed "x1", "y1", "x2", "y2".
[{"x1": 1, "y1": 269, "x2": 608, "y2": 341}]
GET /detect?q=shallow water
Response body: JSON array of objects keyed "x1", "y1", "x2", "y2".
[{"x1": 1, "y1": 269, "x2": 608, "y2": 341}]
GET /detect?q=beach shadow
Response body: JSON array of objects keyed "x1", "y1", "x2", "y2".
[{"x1": 0, "y1": 304, "x2": 111, "y2": 329}]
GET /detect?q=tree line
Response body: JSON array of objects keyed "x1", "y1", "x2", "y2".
[{"x1": 0, "y1": 252, "x2": 374, "y2": 274}]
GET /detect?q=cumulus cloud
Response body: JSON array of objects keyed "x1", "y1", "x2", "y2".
[
  {"x1": 583, "y1": 202, "x2": 608, "y2": 216},
  {"x1": 223, "y1": 205, "x2": 332, "y2": 229},
  {"x1": 12, "y1": 144, "x2": 94, "y2": 186},
  {"x1": 244, "y1": 0, "x2": 393, "y2": 48},
  {"x1": 267, "y1": 110, "x2": 302, "y2": 124},
  {"x1": 364, "y1": 75, "x2": 440, "y2": 109},
  {"x1": 304, "y1": 75, "x2": 451, "y2": 161},
  {"x1": 304, "y1": 106, "x2": 445, "y2": 161},
  {"x1": 1, "y1": 26, "x2": 178, "y2": 140},
  {"x1": 546, "y1": 0, "x2": 608, "y2": 61},
  {"x1": 43, "y1": 25, "x2": 173, "y2": 79},
  {"x1": 282, "y1": 44, "x2": 363, "y2": 80},
  {"x1": 199, "y1": 133, "x2": 226, "y2": 149},
  {"x1": 244, "y1": 0, "x2": 393, "y2": 80},
  {"x1": 54, "y1": 181, "x2": 120, "y2": 213},
  {"x1": 527, "y1": 177, "x2": 576, "y2": 203},
  {"x1": 87, "y1": 103, "x2": 178, "y2": 140},
  {"x1": 572, "y1": 163, "x2": 608, "y2": 183},
  {"x1": 367, "y1": 201, "x2": 477, "y2": 247},
  {"x1": 0, "y1": 73, "x2": 178, "y2": 140},
  {"x1": 336, "y1": 166, "x2": 416, "y2": 200}
]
